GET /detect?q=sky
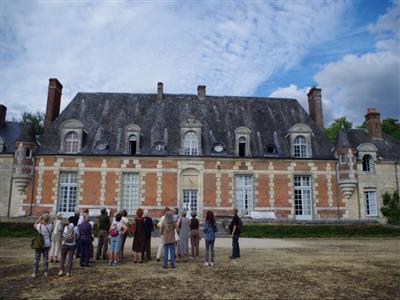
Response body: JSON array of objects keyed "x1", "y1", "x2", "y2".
[{"x1": 1, "y1": 0, "x2": 399, "y2": 127}]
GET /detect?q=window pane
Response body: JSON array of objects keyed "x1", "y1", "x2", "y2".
[
  {"x1": 235, "y1": 175, "x2": 253, "y2": 215},
  {"x1": 121, "y1": 173, "x2": 139, "y2": 215},
  {"x1": 294, "y1": 176, "x2": 312, "y2": 218},
  {"x1": 58, "y1": 172, "x2": 78, "y2": 213}
]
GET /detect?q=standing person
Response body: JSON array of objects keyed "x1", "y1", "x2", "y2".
[
  {"x1": 58, "y1": 216, "x2": 79, "y2": 276},
  {"x1": 142, "y1": 209, "x2": 154, "y2": 262},
  {"x1": 72, "y1": 208, "x2": 80, "y2": 258},
  {"x1": 108, "y1": 213, "x2": 128, "y2": 266},
  {"x1": 76, "y1": 208, "x2": 88, "y2": 258},
  {"x1": 177, "y1": 210, "x2": 190, "y2": 262},
  {"x1": 161, "y1": 211, "x2": 176, "y2": 269},
  {"x1": 156, "y1": 207, "x2": 170, "y2": 262},
  {"x1": 131, "y1": 208, "x2": 146, "y2": 263},
  {"x1": 78, "y1": 214, "x2": 92, "y2": 267},
  {"x1": 49, "y1": 212, "x2": 64, "y2": 263},
  {"x1": 229, "y1": 208, "x2": 241, "y2": 259},
  {"x1": 32, "y1": 213, "x2": 53, "y2": 278},
  {"x1": 173, "y1": 207, "x2": 180, "y2": 261},
  {"x1": 119, "y1": 209, "x2": 130, "y2": 259},
  {"x1": 96, "y1": 208, "x2": 110, "y2": 260},
  {"x1": 203, "y1": 210, "x2": 217, "y2": 267},
  {"x1": 189, "y1": 212, "x2": 200, "y2": 259}
]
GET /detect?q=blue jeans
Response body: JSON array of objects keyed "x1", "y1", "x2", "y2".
[
  {"x1": 163, "y1": 243, "x2": 175, "y2": 268},
  {"x1": 80, "y1": 239, "x2": 91, "y2": 266},
  {"x1": 110, "y1": 235, "x2": 121, "y2": 253},
  {"x1": 232, "y1": 235, "x2": 240, "y2": 258}
]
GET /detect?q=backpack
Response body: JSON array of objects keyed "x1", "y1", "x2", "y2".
[
  {"x1": 237, "y1": 217, "x2": 243, "y2": 234},
  {"x1": 64, "y1": 226, "x2": 75, "y2": 244},
  {"x1": 109, "y1": 223, "x2": 119, "y2": 237},
  {"x1": 31, "y1": 232, "x2": 44, "y2": 249}
]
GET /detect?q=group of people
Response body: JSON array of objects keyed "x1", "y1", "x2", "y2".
[{"x1": 31, "y1": 207, "x2": 242, "y2": 277}]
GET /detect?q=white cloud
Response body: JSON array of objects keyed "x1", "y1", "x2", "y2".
[
  {"x1": 1, "y1": 1, "x2": 348, "y2": 119},
  {"x1": 270, "y1": 0, "x2": 400, "y2": 126}
]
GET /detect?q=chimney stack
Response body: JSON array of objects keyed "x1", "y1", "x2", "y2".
[
  {"x1": 44, "y1": 78, "x2": 63, "y2": 129},
  {"x1": 307, "y1": 86, "x2": 324, "y2": 130},
  {"x1": 157, "y1": 82, "x2": 163, "y2": 100},
  {"x1": 197, "y1": 85, "x2": 206, "y2": 100},
  {"x1": 365, "y1": 108, "x2": 382, "y2": 139},
  {"x1": 0, "y1": 104, "x2": 6, "y2": 128}
]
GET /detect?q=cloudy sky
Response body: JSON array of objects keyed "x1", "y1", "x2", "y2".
[{"x1": 1, "y1": 0, "x2": 399, "y2": 126}]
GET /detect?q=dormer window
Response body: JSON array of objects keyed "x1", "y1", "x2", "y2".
[
  {"x1": 129, "y1": 134, "x2": 137, "y2": 155},
  {"x1": 154, "y1": 141, "x2": 166, "y2": 152},
  {"x1": 125, "y1": 124, "x2": 141, "y2": 155},
  {"x1": 25, "y1": 148, "x2": 32, "y2": 159},
  {"x1": 235, "y1": 127, "x2": 251, "y2": 157},
  {"x1": 64, "y1": 132, "x2": 80, "y2": 153},
  {"x1": 183, "y1": 131, "x2": 198, "y2": 155},
  {"x1": 289, "y1": 123, "x2": 312, "y2": 158},
  {"x1": 212, "y1": 143, "x2": 225, "y2": 154},
  {"x1": 60, "y1": 119, "x2": 84, "y2": 154},
  {"x1": 362, "y1": 155, "x2": 374, "y2": 172},
  {"x1": 294, "y1": 136, "x2": 308, "y2": 158}
]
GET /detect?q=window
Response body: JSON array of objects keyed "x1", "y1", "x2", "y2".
[
  {"x1": 235, "y1": 175, "x2": 253, "y2": 216},
  {"x1": 362, "y1": 155, "x2": 374, "y2": 172},
  {"x1": 239, "y1": 137, "x2": 246, "y2": 157},
  {"x1": 294, "y1": 136, "x2": 308, "y2": 158},
  {"x1": 25, "y1": 148, "x2": 32, "y2": 159},
  {"x1": 294, "y1": 176, "x2": 312, "y2": 219},
  {"x1": 129, "y1": 134, "x2": 137, "y2": 155},
  {"x1": 213, "y1": 143, "x2": 225, "y2": 153},
  {"x1": 58, "y1": 172, "x2": 78, "y2": 213},
  {"x1": 364, "y1": 191, "x2": 378, "y2": 216},
  {"x1": 339, "y1": 154, "x2": 347, "y2": 164},
  {"x1": 183, "y1": 131, "x2": 198, "y2": 155},
  {"x1": 265, "y1": 145, "x2": 276, "y2": 155},
  {"x1": 64, "y1": 132, "x2": 80, "y2": 153},
  {"x1": 121, "y1": 173, "x2": 139, "y2": 215},
  {"x1": 154, "y1": 141, "x2": 166, "y2": 152},
  {"x1": 183, "y1": 189, "x2": 198, "y2": 216}
]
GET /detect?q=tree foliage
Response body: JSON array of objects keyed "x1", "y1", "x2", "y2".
[
  {"x1": 381, "y1": 191, "x2": 400, "y2": 225},
  {"x1": 381, "y1": 118, "x2": 400, "y2": 140},
  {"x1": 324, "y1": 117, "x2": 353, "y2": 141},
  {"x1": 20, "y1": 111, "x2": 45, "y2": 135}
]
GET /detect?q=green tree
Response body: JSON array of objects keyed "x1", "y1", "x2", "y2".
[
  {"x1": 381, "y1": 191, "x2": 400, "y2": 225},
  {"x1": 20, "y1": 111, "x2": 45, "y2": 135},
  {"x1": 381, "y1": 118, "x2": 400, "y2": 140},
  {"x1": 324, "y1": 117, "x2": 353, "y2": 141}
]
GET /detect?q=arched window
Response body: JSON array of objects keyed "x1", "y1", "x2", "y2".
[
  {"x1": 183, "y1": 131, "x2": 198, "y2": 155},
  {"x1": 362, "y1": 155, "x2": 374, "y2": 172},
  {"x1": 129, "y1": 134, "x2": 137, "y2": 155},
  {"x1": 239, "y1": 136, "x2": 247, "y2": 157},
  {"x1": 294, "y1": 136, "x2": 308, "y2": 158},
  {"x1": 64, "y1": 132, "x2": 80, "y2": 153}
]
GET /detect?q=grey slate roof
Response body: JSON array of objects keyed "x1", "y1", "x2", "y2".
[
  {"x1": 337, "y1": 128, "x2": 400, "y2": 160},
  {"x1": 0, "y1": 121, "x2": 22, "y2": 154},
  {"x1": 38, "y1": 93, "x2": 334, "y2": 159}
]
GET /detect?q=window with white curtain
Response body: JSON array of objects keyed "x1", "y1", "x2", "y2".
[
  {"x1": 64, "y1": 132, "x2": 80, "y2": 153},
  {"x1": 183, "y1": 131, "x2": 198, "y2": 155}
]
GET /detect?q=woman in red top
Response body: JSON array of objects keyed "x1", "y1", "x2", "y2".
[{"x1": 131, "y1": 208, "x2": 146, "y2": 263}]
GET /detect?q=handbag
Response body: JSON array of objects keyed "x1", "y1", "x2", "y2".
[{"x1": 31, "y1": 224, "x2": 45, "y2": 249}]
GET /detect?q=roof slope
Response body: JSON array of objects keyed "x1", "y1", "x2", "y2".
[
  {"x1": 337, "y1": 128, "x2": 400, "y2": 160},
  {"x1": 0, "y1": 122, "x2": 22, "y2": 154},
  {"x1": 38, "y1": 93, "x2": 334, "y2": 159}
]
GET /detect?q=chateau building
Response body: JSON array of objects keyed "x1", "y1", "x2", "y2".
[
  {"x1": 336, "y1": 108, "x2": 400, "y2": 221},
  {"x1": 3, "y1": 78, "x2": 398, "y2": 221}
]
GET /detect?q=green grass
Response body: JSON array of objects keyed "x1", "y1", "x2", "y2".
[
  {"x1": 240, "y1": 224, "x2": 400, "y2": 238},
  {"x1": 0, "y1": 222, "x2": 99, "y2": 238}
]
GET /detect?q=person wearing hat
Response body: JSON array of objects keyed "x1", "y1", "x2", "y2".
[{"x1": 50, "y1": 212, "x2": 64, "y2": 263}]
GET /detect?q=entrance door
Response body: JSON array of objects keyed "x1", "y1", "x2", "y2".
[
  {"x1": 182, "y1": 189, "x2": 198, "y2": 217},
  {"x1": 235, "y1": 175, "x2": 254, "y2": 216},
  {"x1": 294, "y1": 176, "x2": 313, "y2": 220}
]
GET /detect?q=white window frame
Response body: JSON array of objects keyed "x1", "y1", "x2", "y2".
[
  {"x1": 60, "y1": 119, "x2": 84, "y2": 154},
  {"x1": 64, "y1": 131, "x2": 80, "y2": 153},
  {"x1": 362, "y1": 155, "x2": 374, "y2": 172},
  {"x1": 294, "y1": 136, "x2": 308, "y2": 158},
  {"x1": 182, "y1": 189, "x2": 198, "y2": 216},
  {"x1": 235, "y1": 127, "x2": 251, "y2": 157},
  {"x1": 364, "y1": 191, "x2": 378, "y2": 217},
  {"x1": 339, "y1": 154, "x2": 347, "y2": 165},
  {"x1": 125, "y1": 124, "x2": 141, "y2": 155},
  {"x1": 57, "y1": 172, "x2": 78, "y2": 216},
  {"x1": 183, "y1": 131, "x2": 198, "y2": 155},
  {"x1": 121, "y1": 173, "x2": 140, "y2": 215},
  {"x1": 294, "y1": 175, "x2": 313, "y2": 220},
  {"x1": 234, "y1": 174, "x2": 254, "y2": 216}
]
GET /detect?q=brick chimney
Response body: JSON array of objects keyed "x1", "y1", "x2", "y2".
[
  {"x1": 307, "y1": 86, "x2": 324, "y2": 130},
  {"x1": 44, "y1": 78, "x2": 63, "y2": 129},
  {"x1": 0, "y1": 104, "x2": 6, "y2": 128},
  {"x1": 365, "y1": 108, "x2": 382, "y2": 139},
  {"x1": 157, "y1": 82, "x2": 163, "y2": 100},
  {"x1": 197, "y1": 85, "x2": 206, "y2": 100}
]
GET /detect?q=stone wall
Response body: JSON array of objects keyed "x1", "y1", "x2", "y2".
[{"x1": 0, "y1": 155, "x2": 13, "y2": 216}]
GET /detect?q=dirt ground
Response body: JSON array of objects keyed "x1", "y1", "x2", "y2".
[{"x1": 0, "y1": 237, "x2": 399, "y2": 300}]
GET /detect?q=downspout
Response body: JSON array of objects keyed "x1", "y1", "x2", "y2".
[
  {"x1": 7, "y1": 177, "x2": 13, "y2": 218},
  {"x1": 28, "y1": 157, "x2": 36, "y2": 216}
]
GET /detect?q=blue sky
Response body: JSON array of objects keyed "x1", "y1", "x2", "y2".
[{"x1": 1, "y1": 0, "x2": 399, "y2": 126}]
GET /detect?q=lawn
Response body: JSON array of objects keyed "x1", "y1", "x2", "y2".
[{"x1": 0, "y1": 237, "x2": 399, "y2": 299}]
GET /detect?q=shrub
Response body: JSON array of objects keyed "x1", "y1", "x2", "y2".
[{"x1": 381, "y1": 191, "x2": 400, "y2": 225}]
